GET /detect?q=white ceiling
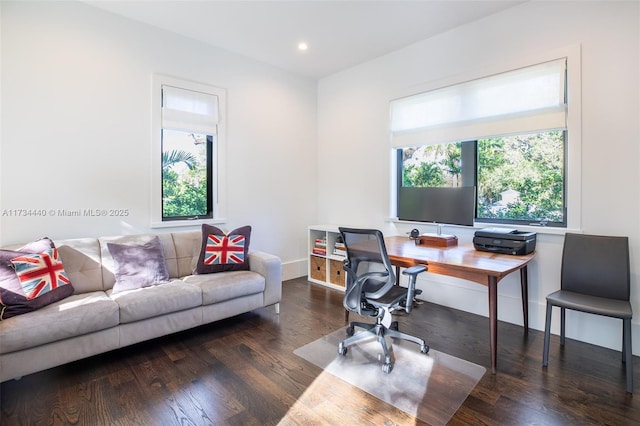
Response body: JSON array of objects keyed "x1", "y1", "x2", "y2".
[{"x1": 85, "y1": 0, "x2": 525, "y2": 79}]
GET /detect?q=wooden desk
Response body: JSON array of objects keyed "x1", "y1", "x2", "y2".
[{"x1": 384, "y1": 236, "x2": 536, "y2": 374}]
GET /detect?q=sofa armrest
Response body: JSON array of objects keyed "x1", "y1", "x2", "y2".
[{"x1": 249, "y1": 251, "x2": 282, "y2": 307}]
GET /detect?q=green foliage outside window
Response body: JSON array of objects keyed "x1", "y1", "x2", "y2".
[
  {"x1": 162, "y1": 160, "x2": 208, "y2": 217},
  {"x1": 477, "y1": 131, "x2": 564, "y2": 223},
  {"x1": 402, "y1": 143, "x2": 462, "y2": 188},
  {"x1": 401, "y1": 131, "x2": 565, "y2": 224},
  {"x1": 161, "y1": 131, "x2": 210, "y2": 219}
]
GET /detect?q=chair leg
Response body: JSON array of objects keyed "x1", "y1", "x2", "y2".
[
  {"x1": 349, "y1": 321, "x2": 376, "y2": 334},
  {"x1": 386, "y1": 328, "x2": 428, "y2": 350},
  {"x1": 377, "y1": 329, "x2": 392, "y2": 366},
  {"x1": 338, "y1": 323, "x2": 396, "y2": 372},
  {"x1": 560, "y1": 307, "x2": 566, "y2": 346},
  {"x1": 543, "y1": 302, "x2": 553, "y2": 366},
  {"x1": 624, "y1": 318, "x2": 633, "y2": 393},
  {"x1": 622, "y1": 325, "x2": 627, "y2": 364},
  {"x1": 340, "y1": 323, "x2": 381, "y2": 348}
]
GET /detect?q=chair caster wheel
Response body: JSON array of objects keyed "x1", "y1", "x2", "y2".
[
  {"x1": 338, "y1": 344, "x2": 347, "y2": 356},
  {"x1": 421, "y1": 344, "x2": 429, "y2": 354},
  {"x1": 346, "y1": 326, "x2": 354, "y2": 336},
  {"x1": 382, "y1": 363, "x2": 393, "y2": 374}
]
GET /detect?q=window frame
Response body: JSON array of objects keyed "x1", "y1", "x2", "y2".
[
  {"x1": 151, "y1": 75, "x2": 227, "y2": 228},
  {"x1": 389, "y1": 45, "x2": 581, "y2": 233},
  {"x1": 396, "y1": 131, "x2": 567, "y2": 228}
]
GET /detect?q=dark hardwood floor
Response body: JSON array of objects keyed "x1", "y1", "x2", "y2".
[{"x1": 2, "y1": 277, "x2": 639, "y2": 425}]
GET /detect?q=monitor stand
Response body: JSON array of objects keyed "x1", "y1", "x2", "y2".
[{"x1": 418, "y1": 224, "x2": 458, "y2": 247}]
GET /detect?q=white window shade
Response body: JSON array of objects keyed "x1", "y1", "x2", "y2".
[
  {"x1": 390, "y1": 59, "x2": 567, "y2": 147},
  {"x1": 162, "y1": 85, "x2": 219, "y2": 135}
]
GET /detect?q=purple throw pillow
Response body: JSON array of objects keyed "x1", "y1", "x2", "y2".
[{"x1": 107, "y1": 236, "x2": 170, "y2": 294}]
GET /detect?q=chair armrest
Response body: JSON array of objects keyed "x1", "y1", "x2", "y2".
[
  {"x1": 402, "y1": 265, "x2": 427, "y2": 312},
  {"x1": 402, "y1": 265, "x2": 427, "y2": 276}
]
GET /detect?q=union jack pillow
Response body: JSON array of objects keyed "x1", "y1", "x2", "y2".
[
  {"x1": 195, "y1": 225, "x2": 251, "y2": 274},
  {"x1": 204, "y1": 235, "x2": 246, "y2": 265},
  {"x1": 10, "y1": 248, "x2": 71, "y2": 300}
]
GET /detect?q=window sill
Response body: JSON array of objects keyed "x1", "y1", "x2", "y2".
[
  {"x1": 150, "y1": 218, "x2": 227, "y2": 229},
  {"x1": 387, "y1": 217, "x2": 579, "y2": 236},
  {"x1": 473, "y1": 221, "x2": 578, "y2": 236}
]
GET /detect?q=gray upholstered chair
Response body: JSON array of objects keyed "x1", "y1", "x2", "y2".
[
  {"x1": 337, "y1": 227, "x2": 429, "y2": 373},
  {"x1": 542, "y1": 233, "x2": 633, "y2": 393}
]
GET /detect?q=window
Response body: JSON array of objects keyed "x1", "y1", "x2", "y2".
[
  {"x1": 476, "y1": 131, "x2": 565, "y2": 225},
  {"x1": 391, "y1": 57, "x2": 572, "y2": 228},
  {"x1": 161, "y1": 130, "x2": 213, "y2": 220},
  {"x1": 398, "y1": 130, "x2": 566, "y2": 227},
  {"x1": 151, "y1": 76, "x2": 226, "y2": 227}
]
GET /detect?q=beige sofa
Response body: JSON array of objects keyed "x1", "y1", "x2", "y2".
[{"x1": 0, "y1": 230, "x2": 282, "y2": 382}]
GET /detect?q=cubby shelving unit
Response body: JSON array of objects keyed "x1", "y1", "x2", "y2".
[{"x1": 308, "y1": 225, "x2": 346, "y2": 291}]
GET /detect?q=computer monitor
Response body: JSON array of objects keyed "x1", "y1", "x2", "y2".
[{"x1": 398, "y1": 186, "x2": 476, "y2": 227}]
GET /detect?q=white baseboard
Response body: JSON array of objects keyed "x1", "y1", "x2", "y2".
[
  {"x1": 284, "y1": 260, "x2": 640, "y2": 356},
  {"x1": 282, "y1": 258, "x2": 307, "y2": 281}
]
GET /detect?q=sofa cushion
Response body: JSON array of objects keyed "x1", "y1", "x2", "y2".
[
  {"x1": 107, "y1": 236, "x2": 170, "y2": 294},
  {"x1": 108, "y1": 280, "x2": 202, "y2": 323},
  {"x1": 0, "y1": 291, "x2": 119, "y2": 354},
  {"x1": 170, "y1": 230, "x2": 201, "y2": 278},
  {"x1": 183, "y1": 270, "x2": 265, "y2": 305},
  {"x1": 195, "y1": 225, "x2": 251, "y2": 274},
  {"x1": 55, "y1": 238, "x2": 104, "y2": 293},
  {"x1": 0, "y1": 238, "x2": 74, "y2": 320}
]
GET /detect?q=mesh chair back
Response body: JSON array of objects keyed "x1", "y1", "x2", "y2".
[
  {"x1": 339, "y1": 228, "x2": 396, "y2": 312},
  {"x1": 561, "y1": 233, "x2": 630, "y2": 301}
]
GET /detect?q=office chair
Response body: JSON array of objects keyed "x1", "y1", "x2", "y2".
[
  {"x1": 337, "y1": 227, "x2": 429, "y2": 373},
  {"x1": 542, "y1": 233, "x2": 633, "y2": 393}
]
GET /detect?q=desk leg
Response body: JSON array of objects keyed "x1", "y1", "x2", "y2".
[
  {"x1": 520, "y1": 265, "x2": 529, "y2": 334},
  {"x1": 488, "y1": 276, "x2": 498, "y2": 374}
]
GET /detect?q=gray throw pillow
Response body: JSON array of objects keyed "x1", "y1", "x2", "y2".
[{"x1": 107, "y1": 236, "x2": 169, "y2": 294}]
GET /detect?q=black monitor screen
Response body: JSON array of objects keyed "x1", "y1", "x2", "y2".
[{"x1": 398, "y1": 186, "x2": 476, "y2": 227}]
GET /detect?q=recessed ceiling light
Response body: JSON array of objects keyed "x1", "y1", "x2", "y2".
[{"x1": 297, "y1": 42, "x2": 308, "y2": 51}]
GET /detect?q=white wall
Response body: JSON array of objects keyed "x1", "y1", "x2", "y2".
[
  {"x1": 0, "y1": 1, "x2": 318, "y2": 279},
  {"x1": 317, "y1": 1, "x2": 640, "y2": 353},
  {"x1": 2, "y1": 0, "x2": 639, "y2": 355}
]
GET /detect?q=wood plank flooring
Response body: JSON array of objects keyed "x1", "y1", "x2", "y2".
[{"x1": 2, "y1": 276, "x2": 639, "y2": 425}]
